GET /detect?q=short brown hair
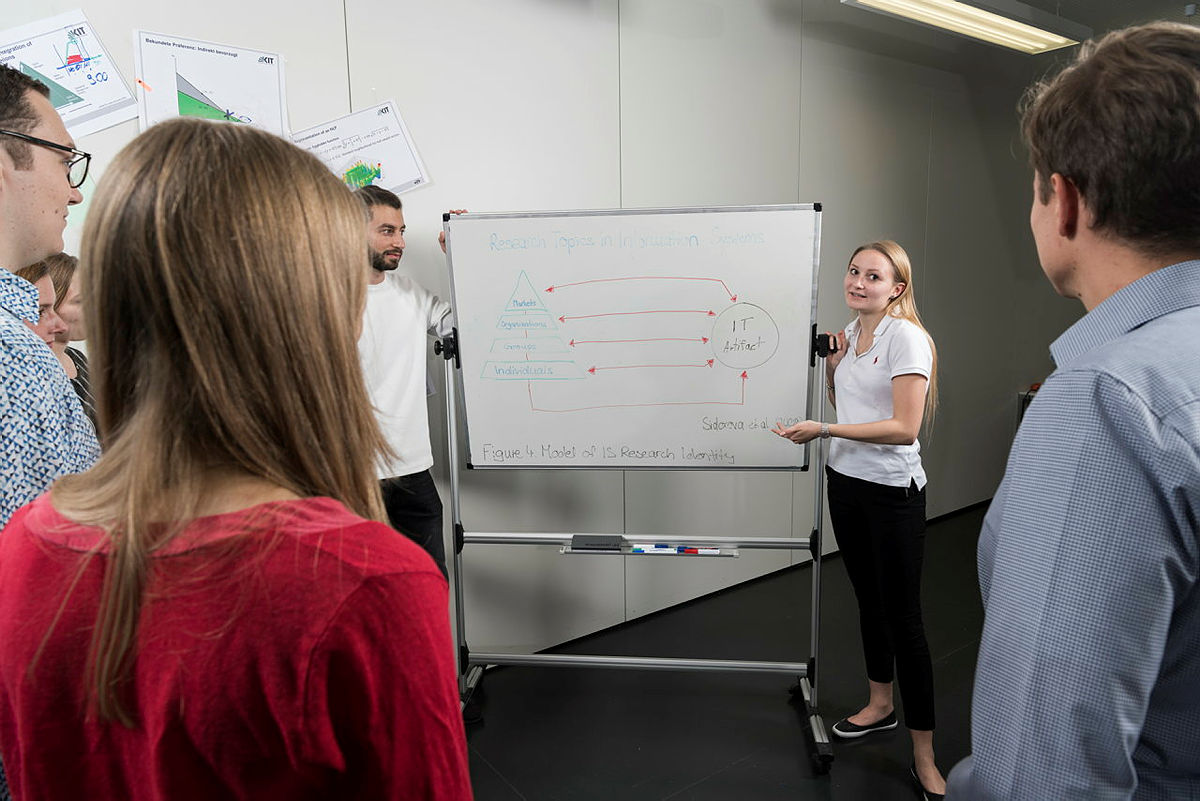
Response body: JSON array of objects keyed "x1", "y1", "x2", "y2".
[
  {"x1": 13, "y1": 262, "x2": 49, "y2": 285},
  {"x1": 1021, "y1": 22, "x2": 1200, "y2": 256},
  {"x1": 0, "y1": 64, "x2": 51, "y2": 169},
  {"x1": 355, "y1": 184, "x2": 402, "y2": 211}
]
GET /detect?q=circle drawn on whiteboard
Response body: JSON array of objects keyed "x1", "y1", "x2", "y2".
[{"x1": 711, "y1": 302, "x2": 780, "y2": 369}]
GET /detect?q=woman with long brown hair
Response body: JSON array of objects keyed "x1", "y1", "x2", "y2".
[
  {"x1": 38, "y1": 252, "x2": 96, "y2": 425},
  {"x1": 775, "y1": 240, "x2": 943, "y2": 799},
  {"x1": 0, "y1": 119, "x2": 472, "y2": 800}
]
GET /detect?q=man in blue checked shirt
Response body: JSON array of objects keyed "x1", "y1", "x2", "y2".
[
  {"x1": 947, "y1": 22, "x2": 1200, "y2": 801},
  {"x1": 0, "y1": 65, "x2": 99, "y2": 529}
]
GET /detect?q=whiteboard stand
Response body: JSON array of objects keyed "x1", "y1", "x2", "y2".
[
  {"x1": 791, "y1": 328, "x2": 836, "y2": 773},
  {"x1": 436, "y1": 327, "x2": 837, "y2": 776}
]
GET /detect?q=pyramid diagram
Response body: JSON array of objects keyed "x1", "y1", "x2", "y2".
[{"x1": 481, "y1": 271, "x2": 584, "y2": 381}]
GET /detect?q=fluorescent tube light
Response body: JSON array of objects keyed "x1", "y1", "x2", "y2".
[{"x1": 841, "y1": 0, "x2": 1091, "y2": 54}]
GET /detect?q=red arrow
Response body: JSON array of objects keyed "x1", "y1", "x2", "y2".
[
  {"x1": 570, "y1": 336, "x2": 709, "y2": 347},
  {"x1": 559, "y1": 310, "x2": 714, "y2": 322},
  {"x1": 529, "y1": 367, "x2": 749, "y2": 410},
  {"x1": 588, "y1": 360, "x2": 715, "y2": 373},
  {"x1": 544, "y1": 276, "x2": 738, "y2": 302}
]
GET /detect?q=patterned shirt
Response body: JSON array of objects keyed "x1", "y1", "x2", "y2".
[
  {"x1": 947, "y1": 261, "x2": 1200, "y2": 800},
  {"x1": 0, "y1": 270, "x2": 99, "y2": 528}
]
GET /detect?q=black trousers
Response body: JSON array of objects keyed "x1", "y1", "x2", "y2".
[
  {"x1": 826, "y1": 466, "x2": 935, "y2": 731},
  {"x1": 380, "y1": 469, "x2": 447, "y2": 578}
]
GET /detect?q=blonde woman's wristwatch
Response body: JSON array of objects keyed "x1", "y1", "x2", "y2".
[{"x1": 820, "y1": 423, "x2": 831, "y2": 439}]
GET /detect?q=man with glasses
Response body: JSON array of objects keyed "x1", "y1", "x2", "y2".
[
  {"x1": 0, "y1": 129, "x2": 89, "y2": 188},
  {"x1": 0, "y1": 65, "x2": 99, "y2": 530}
]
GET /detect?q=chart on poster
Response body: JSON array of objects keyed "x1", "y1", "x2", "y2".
[
  {"x1": 293, "y1": 100, "x2": 430, "y2": 194},
  {"x1": 444, "y1": 205, "x2": 821, "y2": 469},
  {"x1": 0, "y1": 10, "x2": 136, "y2": 137},
  {"x1": 133, "y1": 30, "x2": 288, "y2": 135}
]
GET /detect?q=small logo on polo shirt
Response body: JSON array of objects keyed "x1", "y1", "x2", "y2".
[{"x1": 873, "y1": 356, "x2": 879, "y2": 365}]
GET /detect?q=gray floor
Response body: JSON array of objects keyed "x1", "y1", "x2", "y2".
[{"x1": 463, "y1": 504, "x2": 987, "y2": 800}]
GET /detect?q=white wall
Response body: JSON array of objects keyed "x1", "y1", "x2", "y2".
[{"x1": 2, "y1": 0, "x2": 1099, "y2": 652}]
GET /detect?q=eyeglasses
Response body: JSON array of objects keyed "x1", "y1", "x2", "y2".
[{"x1": 0, "y1": 129, "x2": 91, "y2": 188}]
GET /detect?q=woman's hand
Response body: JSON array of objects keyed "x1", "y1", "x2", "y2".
[
  {"x1": 772, "y1": 419, "x2": 822, "y2": 444},
  {"x1": 825, "y1": 330, "x2": 847, "y2": 376}
]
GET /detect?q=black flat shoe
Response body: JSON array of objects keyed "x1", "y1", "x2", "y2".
[
  {"x1": 910, "y1": 763, "x2": 945, "y2": 801},
  {"x1": 830, "y1": 710, "x2": 897, "y2": 739}
]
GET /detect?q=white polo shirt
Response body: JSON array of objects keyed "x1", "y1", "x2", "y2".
[{"x1": 828, "y1": 314, "x2": 932, "y2": 488}]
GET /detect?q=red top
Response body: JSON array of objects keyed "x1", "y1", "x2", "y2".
[{"x1": 0, "y1": 495, "x2": 472, "y2": 801}]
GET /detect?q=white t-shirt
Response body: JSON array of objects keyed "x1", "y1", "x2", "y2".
[
  {"x1": 828, "y1": 314, "x2": 932, "y2": 488},
  {"x1": 358, "y1": 272, "x2": 453, "y2": 479}
]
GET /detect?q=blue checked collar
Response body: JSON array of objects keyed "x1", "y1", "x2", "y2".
[{"x1": 1050, "y1": 260, "x2": 1200, "y2": 368}]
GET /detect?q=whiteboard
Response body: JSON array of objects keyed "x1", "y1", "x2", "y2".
[{"x1": 444, "y1": 205, "x2": 821, "y2": 469}]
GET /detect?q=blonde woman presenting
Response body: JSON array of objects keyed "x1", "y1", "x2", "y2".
[{"x1": 774, "y1": 241, "x2": 943, "y2": 800}]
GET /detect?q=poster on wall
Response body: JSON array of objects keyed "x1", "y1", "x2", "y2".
[
  {"x1": 0, "y1": 10, "x2": 136, "y2": 138},
  {"x1": 133, "y1": 30, "x2": 288, "y2": 136},
  {"x1": 292, "y1": 100, "x2": 429, "y2": 194}
]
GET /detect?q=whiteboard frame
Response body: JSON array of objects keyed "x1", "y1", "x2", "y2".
[{"x1": 442, "y1": 203, "x2": 823, "y2": 471}]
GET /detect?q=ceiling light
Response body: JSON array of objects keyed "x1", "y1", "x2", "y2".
[{"x1": 841, "y1": 0, "x2": 1092, "y2": 54}]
